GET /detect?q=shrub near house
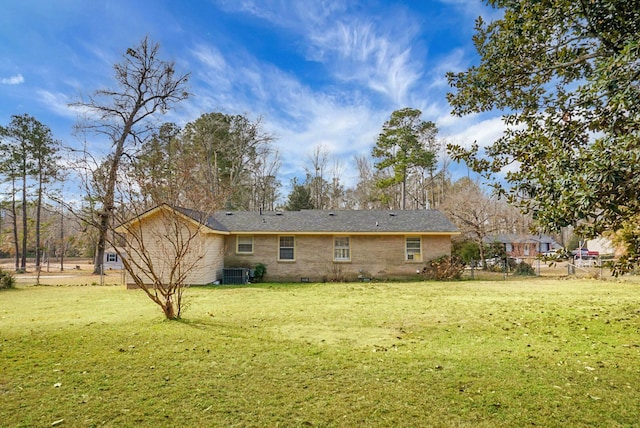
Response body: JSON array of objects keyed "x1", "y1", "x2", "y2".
[{"x1": 0, "y1": 268, "x2": 15, "y2": 289}]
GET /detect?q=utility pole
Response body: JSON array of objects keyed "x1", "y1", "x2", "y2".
[{"x1": 60, "y1": 203, "x2": 64, "y2": 272}]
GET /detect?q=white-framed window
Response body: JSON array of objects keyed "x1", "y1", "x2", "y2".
[
  {"x1": 106, "y1": 253, "x2": 118, "y2": 263},
  {"x1": 333, "y1": 236, "x2": 350, "y2": 261},
  {"x1": 279, "y1": 236, "x2": 295, "y2": 261},
  {"x1": 405, "y1": 236, "x2": 422, "y2": 262},
  {"x1": 236, "y1": 236, "x2": 254, "y2": 254}
]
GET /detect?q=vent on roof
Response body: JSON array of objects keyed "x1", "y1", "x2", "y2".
[
  {"x1": 389, "y1": 212, "x2": 396, "y2": 217},
  {"x1": 276, "y1": 212, "x2": 283, "y2": 216},
  {"x1": 329, "y1": 212, "x2": 335, "y2": 216},
  {"x1": 225, "y1": 212, "x2": 233, "y2": 216}
]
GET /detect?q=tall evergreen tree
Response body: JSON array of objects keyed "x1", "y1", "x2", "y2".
[
  {"x1": 285, "y1": 178, "x2": 314, "y2": 211},
  {"x1": 133, "y1": 122, "x2": 183, "y2": 206},
  {"x1": 0, "y1": 115, "x2": 57, "y2": 271},
  {"x1": 372, "y1": 108, "x2": 437, "y2": 210},
  {"x1": 0, "y1": 125, "x2": 21, "y2": 270},
  {"x1": 29, "y1": 118, "x2": 60, "y2": 270}
]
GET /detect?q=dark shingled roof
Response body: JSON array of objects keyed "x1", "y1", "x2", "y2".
[{"x1": 205, "y1": 209, "x2": 458, "y2": 234}]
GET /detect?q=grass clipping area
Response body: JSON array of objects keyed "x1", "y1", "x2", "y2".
[{"x1": 1, "y1": 279, "x2": 639, "y2": 427}]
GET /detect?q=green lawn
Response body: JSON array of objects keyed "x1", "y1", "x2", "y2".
[{"x1": 1, "y1": 279, "x2": 639, "y2": 427}]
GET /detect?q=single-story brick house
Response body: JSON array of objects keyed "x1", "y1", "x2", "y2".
[
  {"x1": 116, "y1": 204, "x2": 459, "y2": 285},
  {"x1": 484, "y1": 234, "x2": 561, "y2": 259}
]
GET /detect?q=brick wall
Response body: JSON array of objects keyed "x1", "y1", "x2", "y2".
[{"x1": 224, "y1": 233, "x2": 452, "y2": 282}]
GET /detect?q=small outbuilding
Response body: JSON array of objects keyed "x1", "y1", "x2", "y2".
[{"x1": 103, "y1": 247, "x2": 125, "y2": 270}]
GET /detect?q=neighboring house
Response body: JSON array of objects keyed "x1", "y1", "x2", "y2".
[
  {"x1": 116, "y1": 204, "x2": 459, "y2": 285},
  {"x1": 484, "y1": 234, "x2": 561, "y2": 259},
  {"x1": 103, "y1": 247, "x2": 125, "y2": 270}
]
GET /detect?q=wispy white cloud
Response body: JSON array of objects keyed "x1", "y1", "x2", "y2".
[
  {"x1": 1, "y1": 74, "x2": 24, "y2": 85},
  {"x1": 218, "y1": 0, "x2": 346, "y2": 29},
  {"x1": 309, "y1": 19, "x2": 423, "y2": 104},
  {"x1": 188, "y1": 1, "x2": 485, "y2": 188},
  {"x1": 442, "y1": 115, "x2": 506, "y2": 149},
  {"x1": 436, "y1": 0, "x2": 503, "y2": 23},
  {"x1": 37, "y1": 89, "x2": 94, "y2": 120},
  {"x1": 424, "y1": 48, "x2": 467, "y2": 90},
  {"x1": 191, "y1": 44, "x2": 227, "y2": 72},
  {"x1": 1, "y1": 0, "x2": 507, "y2": 198},
  {"x1": 212, "y1": 0, "x2": 424, "y2": 105},
  {"x1": 188, "y1": 40, "x2": 383, "y2": 187},
  {"x1": 189, "y1": 44, "x2": 233, "y2": 98}
]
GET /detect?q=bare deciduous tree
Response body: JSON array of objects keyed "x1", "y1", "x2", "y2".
[
  {"x1": 72, "y1": 36, "x2": 189, "y2": 275},
  {"x1": 305, "y1": 145, "x2": 330, "y2": 210},
  {"x1": 113, "y1": 127, "x2": 224, "y2": 320},
  {"x1": 347, "y1": 154, "x2": 381, "y2": 209},
  {"x1": 114, "y1": 202, "x2": 215, "y2": 320},
  {"x1": 440, "y1": 177, "x2": 498, "y2": 266},
  {"x1": 250, "y1": 147, "x2": 281, "y2": 211}
]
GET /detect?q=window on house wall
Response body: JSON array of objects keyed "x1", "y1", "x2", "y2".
[
  {"x1": 106, "y1": 253, "x2": 118, "y2": 263},
  {"x1": 279, "y1": 236, "x2": 295, "y2": 261},
  {"x1": 405, "y1": 237, "x2": 422, "y2": 261},
  {"x1": 505, "y1": 243, "x2": 513, "y2": 253},
  {"x1": 334, "y1": 236, "x2": 350, "y2": 261},
  {"x1": 237, "y1": 236, "x2": 254, "y2": 254}
]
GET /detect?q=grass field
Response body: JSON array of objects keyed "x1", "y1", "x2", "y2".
[{"x1": 1, "y1": 277, "x2": 639, "y2": 427}]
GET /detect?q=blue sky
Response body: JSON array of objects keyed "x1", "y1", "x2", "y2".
[{"x1": 1, "y1": 0, "x2": 505, "y2": 195}]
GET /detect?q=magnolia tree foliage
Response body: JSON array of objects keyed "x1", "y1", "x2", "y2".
[{"x1": 447, "y1": 0, "x2": 640, "y2": 273}]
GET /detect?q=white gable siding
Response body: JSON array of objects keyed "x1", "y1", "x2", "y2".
[
  {"x1": 191, "y1": 232, "x2": 224, "y2": 284},
  {"x1": 103, "y1": 247, "x2": 124, "y2": 270},
  {"x1": 124, "y1": 209, "x2": 224, "y2": 287}
]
